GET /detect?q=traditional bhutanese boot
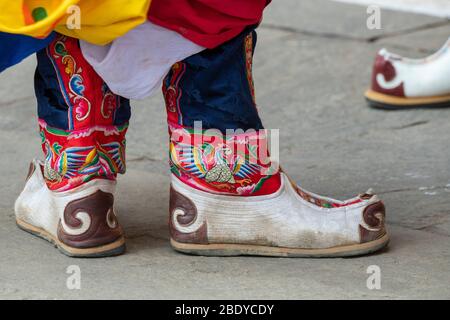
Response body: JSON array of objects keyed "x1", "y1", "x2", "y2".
[
  {"x1": 15, "y1": 35, "x2": 130, "y2": 257},
  {"x1": 163, "y1": 28, "x2": 389, "y2": 257},
  {"x1": 365, "y1": 37, "x2": 450, "y2": 109}
]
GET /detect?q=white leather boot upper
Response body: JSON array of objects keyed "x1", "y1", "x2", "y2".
[
  {"x1": 170, "y1": 173, "x2": 386, "y2": 249},
  {"x1": 15, "y1": 159, "x2": 117, "y2": 238}
]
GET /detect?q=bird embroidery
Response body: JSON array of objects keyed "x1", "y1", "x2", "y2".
[
  {"x1": 44, "y1": 141, "x2": 125, "y2": 182},
  {"x1": 170, "y1": 141, "x2": 259, "y2": 190}
]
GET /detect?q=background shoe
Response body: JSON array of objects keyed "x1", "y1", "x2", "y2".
[
  {"x1": 15, "y1": 160, "x2": 125, "y2": 258},
  {"x1": 365, "y1": 38, "x2": 450, "y2": 109}
]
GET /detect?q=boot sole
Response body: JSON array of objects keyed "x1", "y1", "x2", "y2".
[
  {"x1": 365, "y1": 89, "x2": 450, "y2": 110},
  {"x1": 16, "y1": 218, "x2": 126, "y2": 258},
  {"x1": 170, "y1": 233, "x2": 389, "y2": 258}
]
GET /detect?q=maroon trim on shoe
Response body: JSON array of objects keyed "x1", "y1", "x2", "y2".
[
  {"x1": 57, "y1": 190, "x2": 123, "y2": 249},
  {"x1": 371, "y1": 53, "x2": 405, "y2": 97}
]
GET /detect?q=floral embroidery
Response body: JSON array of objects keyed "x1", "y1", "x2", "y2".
[
  {"x1": 52, "y1": 38, "x2": 92, "y2": 124},
  {"x1": 101, "y1": 83, "x2": 117, "y2": 120},
  {"x1": 47, "y1": 35, "x2": 119, "y2": 130}
]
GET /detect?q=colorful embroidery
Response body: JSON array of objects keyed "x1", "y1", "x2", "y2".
[
  {"x1": 169, "y1": 124, "x2": 280, "y2": 196},
  {"x1": 40, "y1": 120, "x2": 128, "y2": 192},
  {"x1": 168, "y1": 124, "x2": 362, "y2": 206},
  {"x1": 37, "y1": 36, "x2": 128, "y2": 191},
  {"x1": 295, "y1": 186, "x2": 334, "y2": 208},
  {"x1": 50, "y1": 37, "x2": 91, "y2": 126},
  {"x1": 163, "y1": 62, "x2": 186, "y2": 125},
  {"x1": 47, "y1": 35, "x2": 119, "y2": 130}
]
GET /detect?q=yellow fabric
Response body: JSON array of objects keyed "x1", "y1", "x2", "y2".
[{"x1": 0, "y1": 0, "x2": 151, "y2": 44}]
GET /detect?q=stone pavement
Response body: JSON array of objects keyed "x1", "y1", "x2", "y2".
[{"x1": 0, "y1": 0, "x2": 449, "y2": 299}]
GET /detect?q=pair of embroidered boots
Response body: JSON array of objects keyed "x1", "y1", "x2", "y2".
[{"x1": 15, "y1": 31, "x2": 389, "y2": 258}]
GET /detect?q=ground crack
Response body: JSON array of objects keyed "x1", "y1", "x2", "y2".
[
  {"x1": 367, "y1": 20, "x2": 450, "y2": 42},
  {"x1": 391, "y1": 120, "x2": 429, "y2": 130},
  {"x1": 261, "y1": 20, "x2": 450, "y2": 44},
  {"x1": 377, "y1": 185, "x2": 450, "y2": 195},
  {"x1": 127, "y1": 155, "x2": 161, "y2": 163}
]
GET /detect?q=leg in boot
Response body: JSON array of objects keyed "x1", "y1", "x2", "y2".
[
  {"x1": 15, "y1": 35, "x2": 131, "y2": 257},
  {"x1": 163, "y1": 28, "x2": 389, "y2": 257}
]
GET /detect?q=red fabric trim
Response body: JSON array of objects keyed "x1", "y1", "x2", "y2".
[{"x1": 148, "y1": 0, "x2": 270, "y2": 48}]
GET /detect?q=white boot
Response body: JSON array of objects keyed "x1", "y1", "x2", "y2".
[
  {"x1": 15, "y1": 159, "x2": 125, "y2": 257},
  {"x1": 169, "y1": 172, "x2": 388, "y2": 257}
]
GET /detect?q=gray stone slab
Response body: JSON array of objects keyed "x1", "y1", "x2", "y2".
[
  {"x1": 253, "y1": 28, "x2": 450, "y2": 236},
  {"x1": 0, "y1": 2, "x2": 449, "y2": 299},
  {"x1": 263, "y1": 0, "x2": 446, "y2": 40},
  {"x1": 377, "y1": 24, "x2": 450, "y2": 55},
  {"x1": 1, "y1": 167, "x2": 449, "y2": 299}
]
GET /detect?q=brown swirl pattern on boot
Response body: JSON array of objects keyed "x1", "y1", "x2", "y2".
[{"x1": 359, "y1": 201, "x2": 386, "y2": 243}]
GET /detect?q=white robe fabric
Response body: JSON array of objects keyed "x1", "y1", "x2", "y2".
[{"x1": 80, "y1": 21, "x2": 205, "y2": 100}]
